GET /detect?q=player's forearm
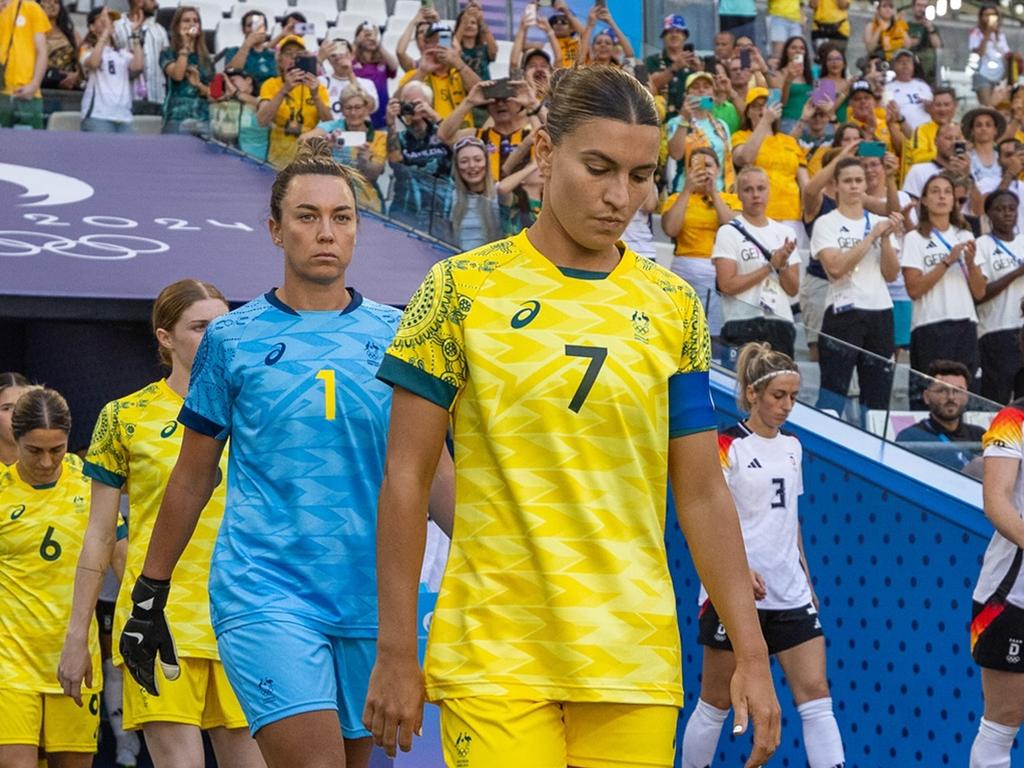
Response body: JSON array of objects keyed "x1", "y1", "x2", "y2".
[
  {"x1": 66, "y1": 548, "x2": 110, "y2": 641},
  {"x1": 142, "y1": 462, "x2": 216, "y2": 580}
]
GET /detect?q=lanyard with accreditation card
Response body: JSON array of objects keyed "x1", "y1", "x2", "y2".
[
  {"x1": 832, "y1": 212, "x2": 873, "y2": 314},
  {"x1": 989, "y1": 234, "x2": 1024, "y2": 269},
  {"x1": 931, "y1": 229, "x2": 969, "y2": 279}
]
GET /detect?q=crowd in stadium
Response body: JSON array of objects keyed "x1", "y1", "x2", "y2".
[{"x1": 7, "y1": 0, "x2": 1024, "y2": 767}]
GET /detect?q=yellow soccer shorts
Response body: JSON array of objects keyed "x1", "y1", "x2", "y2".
[
  {"x1": 439, "y1": 697, "x2": 678, "y2": 768},
  {"x1": 0, "y1": 688, "x2": 99, "y2": 752},
  {"x1": 123, "y1": 657, "x2": 248, "y2": 731}
]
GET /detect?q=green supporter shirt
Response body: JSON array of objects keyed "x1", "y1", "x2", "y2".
[
  {"x1": 711, "y1": 101, "x2": 740, "y2": 134},
  {"x1": 645, "y1": 51, "x2": 693, "y2": 122}
]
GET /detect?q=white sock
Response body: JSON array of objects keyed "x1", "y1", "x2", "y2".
[
  {"x1": 102, "y1": 659, "x2": 141, "y2": 763},
  {"x1": 970, "y1": 717, "x2": 1018, "y2": 768},
  {"x1": 681, "y1": 698, "x2": 730, "y2": 768},
  {"x1": 797, "y1": 697, "x2": 845, "y2": 768}
]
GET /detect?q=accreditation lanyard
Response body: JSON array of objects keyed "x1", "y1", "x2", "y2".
[
  {"x1": 989, "y1": 234, "x2": 1024, "y2": 268},
  {"x1": 932, "y1": 229, "x2": 969, "y2": 279}
]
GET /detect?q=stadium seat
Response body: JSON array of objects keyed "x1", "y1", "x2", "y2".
[
  {"x1": 47, "y1": 111, "x2": 81, "y2": 131},
  {"x1": 188, "y1": 0, "x2": 230, "y2": 24},
  {"x1": 390, "y1": 0, "x2": 419, "y2": 21},
  {"x1": 340, "y1": 0, "x2": 386, "y2": 25},
  {"x1": 489, "y1": 59, "x2": 509, "y2": 79},
  {"x1": 293, "y1": 0, "x2": 339, "y2": 16},
  {"x1": 215, "y1": 19, "x2": 245, "y2": 51},
  {"x1": 495, "y1": 38, "x2": 514, "y2": 67},
  {"x1": 229, "y1": 1, "x2": 283, "y2": 22},
  {"x1": 334, "y1": 10, "x2": 382, "y2": 39},
  {"x1": 134, "y1": 115, "x2": 164, "y2": 134}
]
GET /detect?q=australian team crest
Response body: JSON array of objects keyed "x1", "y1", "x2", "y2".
[
  {"x1": 632, "y1": 310, "x2": 650, "y2": 343},
  {"x1": 365, "y1": 340, "x2": 384, "y2": 365}
]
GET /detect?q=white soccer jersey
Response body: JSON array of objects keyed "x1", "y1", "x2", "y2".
[
  {"x1": 699, "y1": 423, "x2": 811, "y2": 610},
  {"x1": 975, "y1": 406, "x2": 1024, "y2": 609}
]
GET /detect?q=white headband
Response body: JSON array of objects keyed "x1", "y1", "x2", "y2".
[{"x1": 750, "y1": 369, "x2": 800, "y2": 388}]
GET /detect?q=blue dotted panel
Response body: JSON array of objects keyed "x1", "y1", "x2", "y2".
[{"x1": 668, "y1": 415, "x2": 998, "y2": 766}]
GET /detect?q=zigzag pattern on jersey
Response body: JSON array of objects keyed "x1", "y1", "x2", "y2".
[
  {"x1": 0, "y1": 455, "x2": 102, "y2": 693},
  {"x1": 86, "y1": 379, "x2": 226, "y2": 663},
  {"x1": 187, "y1": 293, "x2": 399, "y2": 635},
  {"x1": 387, "y1": 233, "x2": 710, "y2": 706}
]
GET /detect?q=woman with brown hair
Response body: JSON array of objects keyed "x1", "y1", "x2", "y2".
[
  {"x1": 0, "y1": 372, "x2": 30, "y2": 466},
  {"x1": 160, "y1": 6, "x2": 212, "y2": 134}
]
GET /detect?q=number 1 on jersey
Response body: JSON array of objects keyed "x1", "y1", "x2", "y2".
[{"x1": 316, "y1": 369, "x2": 336, "y2": 421}]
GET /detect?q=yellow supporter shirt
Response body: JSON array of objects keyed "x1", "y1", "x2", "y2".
[
  {"x1": 731, "y1": 131, "x2": 806, "y2": 221},
  {"x1": 768, "y1": 0, "x2": 802, "y2": 21},
  {"x1": 556, "y1": 34, "x2": 580, "y2": 68},
  {"x1": 378, "y1": 231, "x2": 715, "y2": 706},
  {"x1": 0, "y1": 455, "x2": 101, "y2": 693},
  {"x1": 813, "y1": 0, "x2": 851, "y2": 37},
  {"x1": 665, "y1": 191, "x2": 741, "y2": 257},
  {"x1": 258, "y1": 76, "x2": 332, "y2": 169},
  {"x1": 850, "y1": 107, "x2": 894, "y2": 153},
  {"x1": 398, "y1": 67, "x2": 470, "y2": 127},
  {"x1": 0, "y1": 0, "x2": 50, "y2": 96},
  {"x1": 903, "y1": 120, "x2": 939, "y2": 178},
  {"x1": 85, "y1": 380, "x2": 227, "y2": 665}
]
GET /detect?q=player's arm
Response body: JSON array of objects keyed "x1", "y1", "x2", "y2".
[
  {"x1": 669, "y1": 431, "x2": 781, "y2": 768},
  {"x1": 120, "y1": 427, "x2": 224, "y2": 695},
  {"x1": 983, "y1": 455, "x2": 1024, "y2": 548},
  {"x1": 364, "y1": 386, "x2": 449, "y2": 758},
  {"x1": 427, "y1": 446, "x2": 455, "y2": 538},
  {"x1": 59, "y1": 481, "x2": 121, "y2": 706}
]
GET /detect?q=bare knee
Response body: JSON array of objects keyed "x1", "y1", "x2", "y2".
[{"x1": 791, "y1": 681, "x2": 831, "y2": 707}]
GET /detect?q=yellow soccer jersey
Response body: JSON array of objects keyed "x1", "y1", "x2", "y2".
[
  {"x1": 0, "y1": 455, "x2": 102, "y2": 693},
  {"x1": 85, "y1": 379, "x2": 226, "y2": 664},
  {"x1": 378, "y1": 230, "x2": 715, "y2": 706}
]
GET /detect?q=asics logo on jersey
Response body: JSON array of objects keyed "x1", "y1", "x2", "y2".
[
  {"x1": 160, "y1": 421, "x2": 178, "y2": 438},
  {"x1": 9, "y1": 504, "x2": 25, "y2": 520},
  {"x1": 747, "y1": 458, "x2": 763, "y2": 468},
  {"x1": 264, "y1": 342, "x2": 286, "y2": 366},
  {"x1": 510, "y1": 300, "x2": 541, "y2": 328}
]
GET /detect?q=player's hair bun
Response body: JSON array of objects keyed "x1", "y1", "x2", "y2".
[{"x1": 294, "y1": 136, "x2": 335, "y2": 164}]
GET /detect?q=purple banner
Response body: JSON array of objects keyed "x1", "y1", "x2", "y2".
[{"x1": 0, "y1": 130, "x2": 451, "y2": 307}]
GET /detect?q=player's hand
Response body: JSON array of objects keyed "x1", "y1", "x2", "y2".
[
  {"x1": 119, "y1": 575, "x2": 179, "y2": 696},
  {"x1": 750, "y1": 569, "x2": 767, "y2": 601},
  {"x1": 57, "y1": 635, "x2": 94, "y2": 707},
  {"x1": 730, "y1": 654, "x2": 781, "y2": 767},
  {"x1": 363, "y1": 651, "x2": 425, "y2": 757}
]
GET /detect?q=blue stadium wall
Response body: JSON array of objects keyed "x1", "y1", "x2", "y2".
[{"x1": 666, "y1": 370, "x2": 996, "y2": 766}]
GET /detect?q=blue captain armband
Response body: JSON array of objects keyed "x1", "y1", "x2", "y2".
[{"x1": 668, "y1": 371, "x2": 716, "y2": 438}]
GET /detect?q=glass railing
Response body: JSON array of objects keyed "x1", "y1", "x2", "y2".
[{"x1": 710, "y1": 293, "x2": 998, "y2": 482}]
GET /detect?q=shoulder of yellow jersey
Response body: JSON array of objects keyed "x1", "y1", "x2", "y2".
[{"x1": 632, "y1": 253, "x2": 712, "y2": 373}]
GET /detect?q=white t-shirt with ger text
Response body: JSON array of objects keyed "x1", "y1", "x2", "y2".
[
  {"x1": 810, "y1": 209, "x2": 894, "y2": 311},
  {"x1": 711, "y1": 216, "x2": 801, "y2": 324},
  {"x1": 901, "y1": 227, "x2": 979, "y2": 329},
  {"x1": 79, "y1": 46, "x2": 135, "y2": 123},
  {"x1": 977, "y1": 233, "x2": 1024, "y2": 336}
]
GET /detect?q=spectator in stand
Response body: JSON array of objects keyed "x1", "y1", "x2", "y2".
[
  {"x1": 847, "y1": 79, "x2": 898, "y2": 155},
  {"x1": 719, "y1": 0, "x2": 756, "y2": 41},
  {"x1": 256, "y1": 34, "x2": 331, "y2": 168},
  {"x1": 723, "y1": 45, "x2": 768, "y2": 121},
  {"x1": 580, "y1": 6, "x2": 633, "y2": 68},
  {"x1": 902, "y1": 85, "x2": 957, "y2": 173},
  {"x1": 509, "y1": 7, "x2": 560, "y2": 83},
  {"x1": 1004, "y1": 85, "x2": 1024, "y2": 142},
  {"x1": 903, "y1": 173, "x2": 986, "y2": 404},
  {"x1": 734, "y1": 87, "x2": 809, "y2": 247},
  {"x1": 79, "y1": 7, "x2": 142, "y2": 132},
  {"x1": 622, "y1": 182, "x2": 660, "y2": 261},
  {"x1": 863, "y1": 0, "x2": 908, "y2": 62},
  {"x1": 712, "y1": 31, "x2": 736, "y2": 70},
  {"x1": 971, "y1": 5, "x2": 1016, "y2": 108},
  {"x1": 0, "y1": 372, "x2": 30, "y2": 467},
  {"x1": 210, "y1": 68, "x2": 267, "y2": 160},
  {"x1": 453, "y1": 3, "x2": 495, "y2": 82},
  {"x1": 977, "y1": 190, "x2": 1024, "y2": 403},
  {"x1": 811, "y1": 157, "x2": 903, "y2": 414},
  {"x1": 667, "y1": 72, "x2": 736, "y2": 195},
  {"x1": 319, "y1": 39, "x2": 377, "y2": 122},
  {"x1": 438, "y1": 79, "x2": 540, "y2": 181},
  {"x1": 991, "y1": 138, "x2": 1024, "y2": 234},
  {"x1": 792, "y1": 99, "x2": 837, "y2": 164},
  {"x1": 0, "y1": 0, "x2": 49, "y2": 129},
  {"x1": 221, "y1": 11, "x2": 275, "y2": 91},
  {"x1": 386, "y1": 80, "x2": 452, "y2": 231},
  {"x1": 395, "y1": 8, "x2": 437, "y2": 72},
  {"x1": 444, "y1": 136, "x2": 533, "y2": 249},
  {"x1": 522, "y1": 48, "x2": 553, "y2": 104},
  {"x1": 160, "y1": 6, "x2": 212, "y2": 135},
  {"x1": 709, "y1": 61, "x2": 741, "y2": 134},
  {"x1": 884, "y1": 49, "x2": 931, "y2": 131},
  {"x1": 398, "y1": 23, "x2": 479, "y2": 129},
  {"x1": 39, "y1": 0, "x2": 79, "y2": 91},
  {"x1": 767, "y1": 0, "x2": 803, "y2": 60},
  {"x1": 352, "y1": 21, "x2": 397, "y2": 131},
  {"x1": 953, "y1": 172, "x2": 984, "y2": 237},
  {"x1": 647, "y1": 14, "x2": 697, "y2": 123},
  {"x1": 713, "y1": 166, "x2": 802, "y2": 356},
  {"x1": 112, "y1": 0, "x2": 167, "y2": 111},
  {"x1": 545, "y1": 0, "x2": 583, "y2": 68},
  {"x1": 903, "y1": 122, "x2": 971, "y2": 199},
  {"x1": 769, "y1": 36, "x2": 813, "y2": 133},
  {"x1": 895, "y1": 360, "x2": 984, "y2": 469},
  {"x1": 662, "y1": 147, "x2": 742, "y2": 334},
  {"x1": 305, "y1": 85, "x2": 386, "y2": 210},
  {"x1": 905, "y1": 0, "x2": 941, "y2": 84},
  {"x1": 815, "y1": 44, "x2": 850, "y2": 118},
  {"x1": 810, "y1": 0, "x2": 850, "y2": 54},
  {"x1": 965, "y1": 107, "x2": 1008, "y2": 199}
]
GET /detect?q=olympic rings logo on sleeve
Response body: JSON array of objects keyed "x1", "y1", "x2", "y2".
[{"x1": 0, "y1": 231, "x2": 170, "y2": 260}]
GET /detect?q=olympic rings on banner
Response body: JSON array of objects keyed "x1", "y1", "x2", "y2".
[{"x1": 0, "y1": 231, "x2": 170, "y2": 260}]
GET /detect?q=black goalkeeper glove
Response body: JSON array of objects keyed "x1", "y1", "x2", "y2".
[{"x1": 119, "y1": 574, "x2": 180, "y2": 696}]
